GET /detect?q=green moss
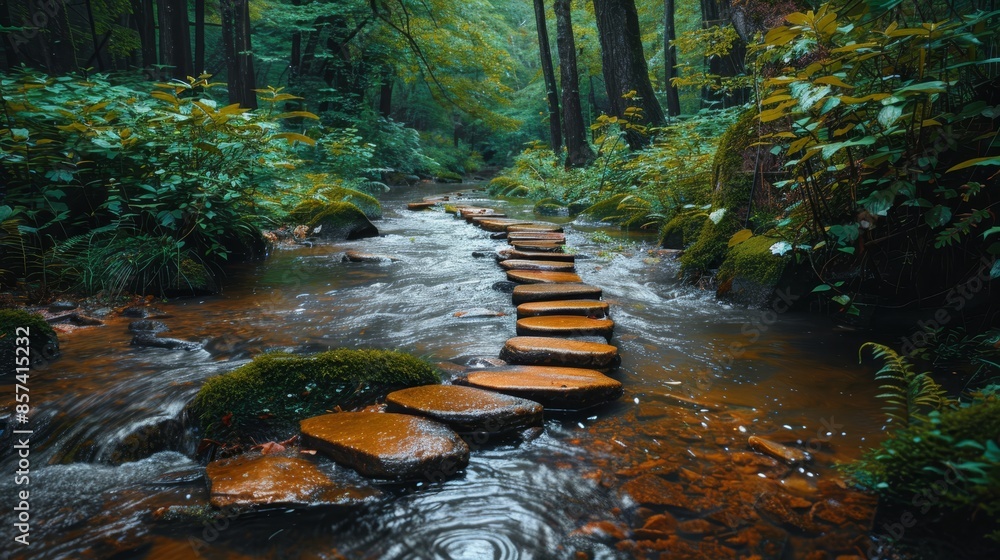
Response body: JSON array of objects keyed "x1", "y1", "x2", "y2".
[
  {"x1": 317, "y1": 186, "x2": 382, "y2": 220},
  {"x1": 435, "y1": 171, "x2": 463, "y2": 183},
  {"x1": 0, "y1": 309, "x2": 59, "y2": 374},
  {"x1": 659, "y1": 212, "x2": 708, "y2": 249},
  {"x1": 716, "y1": 235, "x2": 787, "y2": 288},
  {"x1": 190, "y1": 348, "x2": 441, "y2": 440},
  {"x1": 534, "y1": 197, "x2": 567, "y2": 216},
  {"x1": 844, "y1": 394, "x2": 1000, "y2": 540},
  {"x1": 487, "y1": 176, "x2": 530, "y2": 198},
  {"x1": 581, "y1": 194, "x2": 629, "y2": 222},
  {"x1": 566, "y1": 199, "x2": 591, "y2": 215},
  {"x1": 679, "y1": 110, "x2": 757, "y2": 278}
]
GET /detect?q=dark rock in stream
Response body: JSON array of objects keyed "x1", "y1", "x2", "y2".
[
  {"x1": 48, "y1": 299, "x2": 78, "y2": 312},
  {"x1": 107, "y1": 419, "x2": 185, "y2": 465},
  {"x1": 491, "y1": 281, "x2": 517, "y2": 294},
  {"x1": 131, "y1": 333, "x2": 203, "y2": 351},
  {"x1": 128, "y1": 320, "x2": 170, "y2": 333}
]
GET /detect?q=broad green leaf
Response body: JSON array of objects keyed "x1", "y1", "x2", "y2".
[
  {"x1": 728, "y1": 229, "x2": 753, "y2": 247},
  {"x1": 947, "y1": 156, "x2": 1000, "y2": 173}
]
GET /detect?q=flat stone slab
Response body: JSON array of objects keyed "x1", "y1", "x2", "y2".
[
  {"x1": 507, "y1": 270, "x2": 583, "y2": 284},
  {"x1": 459, "y1": 366, "x2": 623, "y2": 410},
  {"x1": 516, "y1": 315, "x2": 615, "y2": 340},
  {"x1": 509, "y1": 240, "x2": 565, "y2": 252},
  {"x1": 517, "y1": 300, "x2": 609, "y2": 319},
  {"x1": 500, "y1": 259, "x2": 576, "y2": 272},
  {"x1": 301, "y1": 412, "x2": 470, "y2": 480},
  {"x1": 507, "y1": 232, "x2": 566, "y2": 243},
  {"x1": 505, "y1": 250, "x2": 576, "y2": 262},
  {"x1": 407, "y1": 202, "x2": 437, "y2": 211},
  {"x1": 512, "y1": 283, "x2": 603, "y2": 305},
  {"x1": 507, "y1": 223, "x2": 563, "y2": 233},
  {"x1": 499, "y1": 336, "x2": 620, "y2": 369},
  {"x1": 385, "y1": 385, "x2": 543, "y2": 433},
  {"x1": 206, "y1": 454, "x2": 379, "y2": 509},
  {"x1": 748, "y1": 436, "x2": 812, "y2": 465},
  {"x1": 475, "y1": 218, "x2": 534, "y2": 232},
  {"x1": 343, "y1": 250, "x2": 401, "y2": 263}
]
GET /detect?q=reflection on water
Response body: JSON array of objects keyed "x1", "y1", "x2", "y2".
[{"x1": 0, "y1": 183, "x2": 886, "y2": 559}]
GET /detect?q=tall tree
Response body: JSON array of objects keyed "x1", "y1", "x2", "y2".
[
  {"x1": 663, "y1": 0, "x2": 680, "y2": 116},
  {"x1": 592, "y1": 0, "x2": 664, "y2": 149},
  {"x1": 158, "y1": 0, "x2": 194, "y2": 79},
  {"x1": 533, "y1": 0, "x2": 562, "y2": 151},
  {"x1": 554, "y1": 0, "x2": 594, "y2": 167},
  {"x1": 699, "y1": 0, "x2": 747, "y2": 108},
  {"x1": 131, "y1": 0, "x2": 158, "y2": 70},
  {"x1": 220, "y1": 0, "x2": 256, "y2": 108},
  {"x1": 194, "y1": 0, "x2": 206, "y2": 74}
]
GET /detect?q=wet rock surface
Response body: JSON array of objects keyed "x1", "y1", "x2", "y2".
[
  {"x1": 343, "y1": 250, "x2": 402, "y2": 263},
  {"x1": 511, "y1": 283, "x2": 603, "y2": 305},
  {"x1": 506, "y1": 223, "x2": 564, "y2": 233},
  {"x1": 385, "y1": 384, "x2": 543, "y2": 433},
  {"x1": 458, "y1": 365, "x2": 623, "y2": 409},
  {"x1": 206, "y1": 454, "x2": 380, "y2": 509},
  {"x1": 748, "y1": 436, "x2": 811, "y2": 465},
  {"x1": 516, "y1": 300, "x2": 610, "y2": 319},
  {"x1": 506, "y1": 270, "x2": 583, "y2": 284},
  {"x1": 130, "y1": 333, "x2": 202, "y2": 351},
  {"x1": 300, "y1": 412, "x2": 470, "y2": 479},
  {"x1": 499, "y1": 336, "x2": 620, "y2": 369},
  {"x1": 499, "y1": 259, "x2": 576, "y2": 272},
  {"x1": 128, "y1": 320, "x2": 170, "y2": 333},
  {"x1": 516, "y1": 315, "x2": 615, "y2": 340},
  {"x1": 509, "y1": 240, "x2": 565, "y2": 251},
  {"x1": 504, "y1": 250, "x2": 576, "y2": 262}
]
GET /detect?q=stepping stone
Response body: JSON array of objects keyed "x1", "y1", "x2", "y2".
[
  {"x1": 506, "y1": 270, "x2": 583, "y2": 284},
  {"x1": 516, "y1": 315, "x2": 615, "y2": 340},
  {"x1": 507, "y1": 223, "x2": 563, "y2": 233},
  {"x1": 407, "y1": 202, "x2": 436, "y2": 211},
  {"x1": 300, "y1": 412, "x2": 470, "y2": 480},
  {"x1": 206, "y1": 454, "x2": 379, "y2": 509},
  {"x1": 507, "y1": 232, "x2": 566, "y2": 243},
  {"x1": 500, "y1": 259, "x2": 576, "y2": 272},
  {"x1": 499, "y1": 336, "x2": 620, "y2": 369},
  {"x1": 458, "y1": 366, "x2": 623, "y2": 410},
  {"x1": 385, "y1": 385, "x2": 543, "y2": 433},
  {"x1": 511, "y1": 283, "x2": 602, "y2": 305},
  {"x1": 343, "y1": 250, "x2": 401, "y2": 263},
  {"x1": 476, "y1": 219, "x2": 533, "y2": 232},
  {"x1": 505, "y1": 250, "x2": 576, "y2": 262},
  {"x1": 510, "y1": 240, "x2": 564, "y2": 252},
  {"x1": 517, "y1": 300, "x2": 610, "y2": 319}
]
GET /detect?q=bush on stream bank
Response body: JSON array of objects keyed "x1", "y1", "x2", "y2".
[
  {"x1": 190, "y1": 349, "x2": 440, "y2": 441},
  {"x1": 0, "y1": 309, "x2": 58, "y2": 375}
]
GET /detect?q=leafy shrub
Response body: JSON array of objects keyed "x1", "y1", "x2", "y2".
[{"x1": 190, "y1": 349, "x2": 440, "y2": 440}]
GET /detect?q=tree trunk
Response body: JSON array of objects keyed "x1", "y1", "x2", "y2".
[
  {"x1": 158, "y1": 0, "x2": 193, "y2": 79},
  {"x1": 379, "y1": 68, "x2": 393, "y2": 118},
  {"x1": 236, "y1": 0, "x2": 256, "y2": 108},
  {"x1": 700, "y1": 0, "x2": 747, "y2": 109},
  {"x1": 663, "y1": 0, "x2": 681, "y2": 116},
  {"x1": 592, "y1": 0, "x2": 665, "y2": 149},
  {"x1": 131, "y1": 0, "x2": 158, "y2": 71},
  {"x1": 554, "y1": 0, "x2": 594, "y2": 167},
  {"x1": 220, "y1": 0, "x2": 256, "y2": 108},
  {"x1": 0, "y1": 3, "x2": 21, "y2": 70},
  {"x1": 533, "y1": 0, "x2": 562, "y2": 152},
  {"x1": 194, "y1": 0, "x2": 205, "y2": 74}
]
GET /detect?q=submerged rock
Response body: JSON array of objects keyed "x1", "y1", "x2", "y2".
[
  {"x1": 499, "y1": 336, "x2": 620, "y2": 369},
  {"x1": 509, "y1": 240, "x2": 565, "y2": 252},
  {"x1": 343, "y1": 250, "x2": 401, "y2": 263},
  {"x1": 128, "y1": 320, "x2": 170, "y2": 333},
  {"x1": 748, "y1": 436, "x2": 811, "y2": 465},
  {"x1": 492, "y1": 281, "x2": 518, "y2": 294},
  {"x1": 131, "y1": 333, "x2": 202, "y2": 351},
  {"x1": 300, "y1": 412, "x2": 470, "y2": 480},
  {"x1": 407, "y1": 201, "x2": 436, "y2": 211},
  {"x1": 205, "y1": 453, "x2": 379, "y2": 509},
  {"x1": 457, "y1": 365, "x2": 623, "y2": 409},
  {"x1": 385, "y1": 385, "x2": 543, "y2": 434},
  {"x1": 453, "y1": 308, "x2": 506, "y2": 319}
]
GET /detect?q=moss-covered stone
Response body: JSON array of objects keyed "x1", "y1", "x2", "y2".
[
  {"x1": 679, "y1": 110, "x2": 757, "y2": 279},
  {"x1": 317, "y1": 186, "x2": 382, "y2": 220},
  {"x1": 487, "y1": 176, "x2": 529, "y2": 198},
  {"x1": 189, "y1": 349, "x2": 440, "y2": 440},
  {"x1": 534, "y1": 197, "x2": 567, "y2": 216},
  {"x1": 435, "y1": 171, "x2": 463, "y2": 183},
  {"x1": 715, "y1": 235, "x2": 788, "y2": 306},
  {"x1": 0, "y1": 309, "x2": 59, "y2": 375},
  {"x1": 566, "y1": 199, "x2": 591, "y2": 215},
  {"x1": 659, "y1": 212, "x2": 708, "y2": 249},
  {"x1": 289, "y1": 201, "x2": 378, "y2": 240}
]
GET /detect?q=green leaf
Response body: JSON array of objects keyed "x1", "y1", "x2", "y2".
[
  {"x1": 924, "y1": 205, "x2": 953, "y2": 228},
  {"x1": 812, "y1": 284, "x2": 832, "y2": 292},
  {"x1": 991, "y1": 260, "x2": 1000, "y2": 280},
  {"x1": 947, "y1": 156, "x2": 1000, "y2": 173},
  {"x1": 728, "y1": 229, "x2": 754, "y2": 247}
]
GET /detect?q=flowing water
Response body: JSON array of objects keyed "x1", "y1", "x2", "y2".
[{"x1": 0, "y1": 183, "x2": 888, "y2": 560}]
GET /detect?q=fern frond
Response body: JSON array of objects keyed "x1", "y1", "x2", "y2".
[{"x1": 861, "y1": 342, "x2": 950, "y2": 429}]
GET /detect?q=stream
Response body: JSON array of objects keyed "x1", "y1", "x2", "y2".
[{"x1": 0, "y1": 182, "x2": 887, "y2": 560}]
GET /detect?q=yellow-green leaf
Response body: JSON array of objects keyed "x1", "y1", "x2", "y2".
[
  {"x1": 946, "y1": 156, "x2": 1000, "y2": 173},
  {"x1": 273, "y1": 111, "x2": 320, "y2": 120},
  {"x1": 814, "y1": 76, "x2": 854, "y2": 89},
  {"x1": 272, "y1": 132, "x2": 316, "y2": 146},
  {"x1": 728, "y1": 229, "x2": 754, "y2": 247}
]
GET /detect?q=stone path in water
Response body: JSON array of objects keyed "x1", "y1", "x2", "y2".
[{"x1": 207, "y1": 192, "x2": 625, "y2": 504}]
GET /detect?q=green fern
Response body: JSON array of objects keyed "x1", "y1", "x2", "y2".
[{"x1": 861, "y1": 342, "x2": 950, "y2": 428}]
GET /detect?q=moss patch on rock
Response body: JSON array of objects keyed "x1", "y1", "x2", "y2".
[
  {"x1": 487, "y1": 176, "x2": 529, "y2": 198},
  {"x1": 659, "y1": 212, "x2": 708, "y2": 249},
  {"x1": 190, "y1": 349, "x2": 440, "y2": 440},
  {"x1": 534, "y1": 197, "x2": 567, "y2": 216},
  {"x1": 679, "y1": 110, "x2": 757, "y2": 278},
  {"x1": 0, "y1": 309, "x2": 59, "y2": 375},
  {"x1": 288, "y1": 201, "x2": 379, "y2": 240},
  {"x1": 714, "y1": 235, "x2": 788, "y2": 305},
  {"x1": 317, "y1": 187, "x2": 382, "y2": 220}
]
